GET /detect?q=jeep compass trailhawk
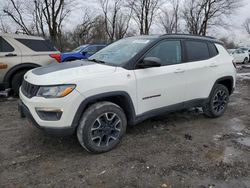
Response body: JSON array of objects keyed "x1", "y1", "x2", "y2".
[{"x1": 19, "y1": 34, "x2": 236, "y2": 153}]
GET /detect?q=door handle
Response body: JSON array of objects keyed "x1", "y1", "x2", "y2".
[
  {"x1": 5, "y1": 53, "x2": 17, "y2": 57},
  {"x1": 174, "y1": 69, "x2": 185, "y2": 73},
  {"x1": 209, "y1": 63, "x2": 218, "y2": 68}
]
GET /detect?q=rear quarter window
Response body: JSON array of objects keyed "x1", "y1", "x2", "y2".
[
  {"x1": 208, "y1": 43, "x2": 219, "y2": 57},
  {"x1": 185, "y1": 40, "x2": 210, "y2": 62},
  {"x1": 0, "y1": 37, "x2": 14, "y2": 52},
  {"x1": 15, "y1": 38, "x2": 57, "y2": 52}
]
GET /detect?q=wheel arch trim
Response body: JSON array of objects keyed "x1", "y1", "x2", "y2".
[
  {"x1": 3, "y1": 63, "x2": 41, "y2": 85},
  {"x1": 71, "y1": 91, "x2": 137, "y2": 129},
  {"x1": 212, "y1": 76, "x2": 234, "y2": 95}
]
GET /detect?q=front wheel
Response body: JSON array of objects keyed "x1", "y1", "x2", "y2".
[
  {"x1": 77, "y1": 101, "x2": 127, "y2": 153},
  {"x1": 203, "y1": 84, "x2": 229, "y2": 118}
]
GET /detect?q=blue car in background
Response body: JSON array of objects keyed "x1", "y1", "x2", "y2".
[{"x1": 50, "y1": 44, "x2": 106, "y2": 63}]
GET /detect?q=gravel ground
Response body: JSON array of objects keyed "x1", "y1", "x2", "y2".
[{"x1": 0, "y1": 66, "x2": 250, "y2": 188}]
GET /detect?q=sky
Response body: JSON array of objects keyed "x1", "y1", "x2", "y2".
[
  {"x1": 1, "y1": 0, "x2": 250, "y2": 45},
  {"x1": 66, "y1": 0, "x2": 250, "y2": 45}
]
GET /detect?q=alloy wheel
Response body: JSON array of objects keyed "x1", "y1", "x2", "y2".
[
  {"x1": 212, "y1": 90, "x2": 228, "y2": 113},
  {"x1": 90, "y1": 112, "x2": 122, "y2": 147}
]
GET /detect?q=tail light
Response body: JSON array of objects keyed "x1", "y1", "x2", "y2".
[
  {"x1": 232, "y1": 60, "x2": 237, "y2": 69},
  {"x1": 50, "y1": 54, "x2": 61, "y2": 63}
]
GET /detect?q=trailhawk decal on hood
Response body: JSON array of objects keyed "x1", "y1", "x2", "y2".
[{"x1": 32, "y1": 60, "x2": 94, "y2": 75}]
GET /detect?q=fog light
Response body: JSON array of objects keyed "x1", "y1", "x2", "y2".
[{"x1": 35, "y1": 108, "x2": 63, "y2": 121}]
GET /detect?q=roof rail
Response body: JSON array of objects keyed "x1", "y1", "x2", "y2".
[{"x1": 160, "y1": 33, "x2": 216, "y2": 39}]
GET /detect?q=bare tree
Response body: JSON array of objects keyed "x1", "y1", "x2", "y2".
[
  {"x1": 127, "y1": 0, "x2": 160, "y2": 35},
  {"x1": 243, "y1": 18, "x2": 250, "y2": 35},
  {"x1": 183, "y1": 0, "x2": 241, "y2": 36},
  {"x1": 70, "y1": 11, "x2": 95, "y2": 46},
  {"x1": 159, "y1": 0, "x2": 181, "y2": 34},
  {"x1": 90, "y1": 15, "x2": 109, "y2": 43},
  {"x1": 220, "y1": 37, "x2": 238, "y2": 49},
  {"x1": 3, "y1": 0, "x2": 33, "y2": 34},
  {"x1": 114, "y1": 13, "x2": 131, "y2": 39},
  {"x1": 33, "y1": 0, "x2": 46, "y2": 37},
  {"x1": 3, "y1": 0, "x2": 72, "y2": 49},
  {"x1": 41, "y1": 0, "x2": 72, "y2": 47},
  {"x1": 159, "y1": 10, "x2": 175, "y2": 34},
  {"x1": 0, "y1": 15, "x2": 10, "y2": 33},
  {"x1": 99, "y1": 0, "x2": 131, "y2": 42}
]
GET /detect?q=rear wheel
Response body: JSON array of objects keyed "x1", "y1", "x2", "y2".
[
  {"x1": 11, "y1": 70, "x2": 28, "y2": 95},
  {"x1": 77, "y1": 101, "x2": 127, "y2": 153},
  {"x1": 203, "y1": 84, "x2": 229, "y2": 118}
]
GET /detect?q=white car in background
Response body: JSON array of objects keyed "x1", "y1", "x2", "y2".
[
  {"x1": 0, "y1": 33, "x2": 59, "y2": 95},
  {"x1": 238, "y1": 47, "x2": 250, "y2": 61},
  {"x1": 229, "y1": 49, "x2": 249, "y2": 64}
]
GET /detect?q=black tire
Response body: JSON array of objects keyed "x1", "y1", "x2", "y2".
[
  {"x1": 11, "y1": 70, "x2": 28, "y2": 95},
  {"x1": 77, "y1": 101, "x2": 127, "y2": 153},
  {"x1": 203, "y1": 84, "x2": 229, "y2": 118},
  {"x1": 64, "y1": 58, "x2": 77, "y2": 62},
  {"x1": 243, "y1": 57, "x2": 248, "y2": 64}
]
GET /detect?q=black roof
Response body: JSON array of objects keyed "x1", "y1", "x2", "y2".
[
  {"x1": 159, "y1": 34, "x2": 223, "y2": 44},
  {"x1": 129, "y1": 34, "x2": 223, "y2": 44}
]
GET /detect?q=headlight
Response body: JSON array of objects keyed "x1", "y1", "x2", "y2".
[{"x1": 37, "y1": 85, "x2": 76, "y2": 98}]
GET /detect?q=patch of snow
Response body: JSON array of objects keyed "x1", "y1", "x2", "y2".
[{"x1": 237, "y1": 73, "x2": 250, "y2": 80}]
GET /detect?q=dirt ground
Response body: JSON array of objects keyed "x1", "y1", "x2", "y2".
[{"x1": 0, "y1": 66, "x2": 250, "y2": 188}]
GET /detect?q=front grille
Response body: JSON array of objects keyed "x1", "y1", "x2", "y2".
[{"x1": 21, "y1": 80, "x2": 40, "y2": 98}]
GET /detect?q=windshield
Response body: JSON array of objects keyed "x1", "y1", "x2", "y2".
[
  {"x1": 89, "y1": 38, "x2": 153, "y2": 66},
  {"x1": 72, "y1": 45, "x2": 88, "y2": 52}
]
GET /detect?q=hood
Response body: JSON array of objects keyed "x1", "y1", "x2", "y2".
[{"x1": 25, "y1": 60, "x2": 116, "y2": 85}]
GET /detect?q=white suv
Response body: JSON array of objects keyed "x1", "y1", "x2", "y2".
[
  {"x1": 19, "y1": 35, "x2": 236, "y2": 153},
  {"x1": 0, "y1": 33, "x2": 59, "y2": 95}
]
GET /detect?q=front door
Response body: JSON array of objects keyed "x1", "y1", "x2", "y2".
[{"x1": 134, "y1": 40, "x2": 187, "y2": 115}]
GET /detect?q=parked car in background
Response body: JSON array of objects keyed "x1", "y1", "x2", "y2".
[
  {"x1": 227, "y1": 49, "x2": 236, "y2": 54},
  {"x1": 0, "y1": 33, "x2": 59, "y2": 95},
  {"x1": 229, "y1": 49, "x2": 249, "y2": 64},
  {"x1": 50, "y1": 44, "x2": 106, "y2": 63},
  {"x1": 238, "y1": 47, "x2": 250, "y2": 61}
]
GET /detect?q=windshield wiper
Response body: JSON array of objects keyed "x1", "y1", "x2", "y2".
[{"x1": 88, "y1": 58, "x2": 106, "y2": 64}]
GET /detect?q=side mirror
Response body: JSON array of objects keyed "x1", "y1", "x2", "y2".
[{"x1": 138, "y1": 57, "x2": 161, "y2": 68}]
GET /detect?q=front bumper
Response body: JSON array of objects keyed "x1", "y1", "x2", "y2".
[
  {"x1": 18, "y1": 100, "x2": 75, "y2": 136},
  {"x1": 19, "y1": 88, "x2": 85, "y2": 136}
]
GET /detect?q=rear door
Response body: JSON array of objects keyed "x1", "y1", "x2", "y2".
[
  {"x1": 0, "y1": 36, "x2": 21, "y2": 85},
  {"x1": 184, "y1": 40, "x2": 219, "y2": 101}
]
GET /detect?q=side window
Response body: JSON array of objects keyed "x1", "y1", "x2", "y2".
[
  {"x1": 85, "y1": 46, "x2": 98, "y2": 54},
  {"x1": 208, "y1": 43, "x2": 218, "y2": 57},
  {"x1": 185, "y1": 40, "x2": 210, "y2": 61},
  {"x1": 144, "y1": 40, "x2": 182, "y2": 66},
  {"x1": 15, "y1": 38, "x2": 57, "y2": 52},
  {"x1": 0, "y1": 37, "x2": 14, "y2": 52}
]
